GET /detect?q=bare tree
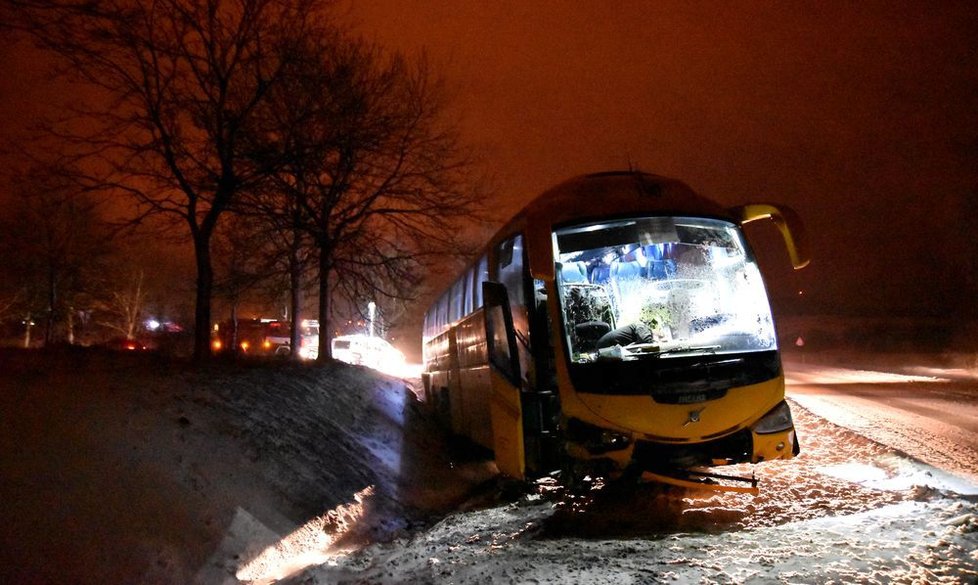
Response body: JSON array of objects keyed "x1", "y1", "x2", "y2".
[
  {"x1": 210, "y1": 212, "x2": 282, "y2": 354},
  {"x1": 0, "y1": 163, "x2": 112, "y2": 345},
  {"x1": 0, "y1": 288, "x2": 31, "y2": 347},
  {"x1": 234, "y1": 180, "x2": 318, "y2": 360},
  {"x1": 97, "y1": 268, "x2": 146, "y2": 340},
  {"x1": 253, "y1": 36, "x2": 486, "y2": 361},
  {"x1": 5, "y1": 0, "x2": 337, "y2": 361},
  {"x1": 0, "y1": 292, "x2": 20, "y2": 320}
]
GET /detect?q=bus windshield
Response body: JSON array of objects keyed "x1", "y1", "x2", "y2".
[{"x1": 554, "y1": 216, "x2": 776, "y2": 363}]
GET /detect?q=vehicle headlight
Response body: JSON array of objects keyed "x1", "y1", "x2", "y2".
[{"x1": 753, "y1": 401, "x2": 794, "y2": 434}]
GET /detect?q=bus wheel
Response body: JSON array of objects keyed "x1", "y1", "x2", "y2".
[
  {"x1": 436, "y1": 387, "x2": 451, "y2": 426},
  {"x1": 560, "y1": 458, "x2": 589, "y2": 493},
  {"x1": 497, "y1": 476, "x2": 531, "y2": 502}
]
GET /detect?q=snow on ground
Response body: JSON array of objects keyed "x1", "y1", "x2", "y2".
[
  {"x1": 287, "y1": 399, "x2": 978, "y2": 584},
  {"x1": 289, "y1": 495, "x2": 977, "y2": 584},
  {"x1": 1, "y1": 347, "x2": 977, "y2": 584}
]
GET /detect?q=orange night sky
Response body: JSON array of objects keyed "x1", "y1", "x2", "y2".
[
  {"x1": 347, "y1": 1, "x2": 978, "y2": 316},
  {"x1": 2, "y1": 1, "x2": 976, "y2": 317}
]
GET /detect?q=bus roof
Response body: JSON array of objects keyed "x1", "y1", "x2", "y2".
[
  {"x1": 488, "y1": 171, "x2": 734, "y2": 274},
  {"x1": 517, "y1": 171, "x2": 730, "y2": 233}
]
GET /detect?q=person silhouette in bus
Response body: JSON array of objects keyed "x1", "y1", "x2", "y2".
[
  {"x1": 560, "y1": 259, "x2": 589, "y2": 283},
  {"x1": 588, "y1": 249, "x2": 616, "y2": 284},
  {"x1": 595, "y1": 322, "x2": 655, "y2": 349},
  {"x1": 610, "y1": 244, "x2": 647, "y2": 281}
]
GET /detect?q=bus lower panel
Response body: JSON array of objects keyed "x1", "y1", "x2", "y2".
[{"x1": 631, "y1": 430, "x2": 752, "y2": 470}]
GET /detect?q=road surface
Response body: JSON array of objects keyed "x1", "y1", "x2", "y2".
[{"x1": 785, "y1": 357, "x2": 978, "y2": 489}]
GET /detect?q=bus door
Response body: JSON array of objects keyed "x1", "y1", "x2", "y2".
[
  {"x1": 483, "y1": 280, "x2": 527, "y2": 479},
  {"x1": 523, "y1": 278, "x2": 562, "y2": 476},
  {"x1": 446, "y1": 327, "x2": 466, "y2": 436}
]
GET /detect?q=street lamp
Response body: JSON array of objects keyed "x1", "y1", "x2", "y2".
[{"x1": 368, "y1": 301, "x2": 376, "y2": 337}]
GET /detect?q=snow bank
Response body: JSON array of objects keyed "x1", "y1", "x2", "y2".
[{"x1": 0, "y1": 349, "x2": 493, "y2": 584}]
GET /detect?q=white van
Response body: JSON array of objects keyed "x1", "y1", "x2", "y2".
[{"x1": 331, "y1": 334, "x2": 404, "y2": 370}]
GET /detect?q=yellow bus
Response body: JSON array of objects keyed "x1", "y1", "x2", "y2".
[{"x1": 421, "y1": 171, "x2": 809, "y2": 492}]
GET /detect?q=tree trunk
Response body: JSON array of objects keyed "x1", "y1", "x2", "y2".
[
  {"x1": 288, "y1": 225, "x2": 302, "y2": 361},
  {"x1": 192, "y1": 236, "x2": 214, "y2": 363},
  {"x1": 316, "y1": 250, "x2": 331, "y2": 363},
  {"x1": 24, "y1": 312, "x2": 32, "y2": 348},
  {"x1": 66, "y1": 306, "x2": 75, "y2": 345},
  {"x1": 45, "y1": 266, "x2": 56, "y2": 346},
  {"x1": 126, "y1": 271, "x2": 143, "y2": 340},
  {"x1": 230, "y1": 301, "x2": 239, "y2": 357}
]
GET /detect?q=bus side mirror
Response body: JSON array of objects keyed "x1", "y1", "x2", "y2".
[
  {"x1": 482, "y1": 280, "x2": 521, "y2": 385},
  {"x1": 730, "y1": 203, "x2": 811, "y2": 270}
]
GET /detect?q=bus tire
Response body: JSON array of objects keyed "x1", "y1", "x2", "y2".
[
  {"x1": 437, "y1": 387, "x2": 451, "y2": 426},
  {"x1": 561, "y1": 458, "x2": 588, "y2": 493}
]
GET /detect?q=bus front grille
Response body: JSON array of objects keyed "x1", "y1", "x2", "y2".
[{"x1": 632, "y1": 429, "x2": 752, "y2": 469}]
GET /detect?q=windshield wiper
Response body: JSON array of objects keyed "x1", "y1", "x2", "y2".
[
  {"x1": 593, "y1": 342, "x2": 721, "y2": 361},
  {"x1": 624, "y1": 342, "x2": 721, "y2": 358},
  {"x1": 658, "y1": 344, "x2": 721, "y2": 357}
]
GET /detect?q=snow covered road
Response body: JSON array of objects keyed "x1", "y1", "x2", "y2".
[{"x1": 785, "y1": 359, "x2": 978, "y2": 489}]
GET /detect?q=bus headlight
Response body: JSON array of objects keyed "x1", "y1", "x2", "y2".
[{"x1": 753, "y1": 401, "x2": 794, "y2": 434}]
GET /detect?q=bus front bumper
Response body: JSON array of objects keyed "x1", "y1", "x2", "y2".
[{"x1": 564, "y1": 402, "x2": 800, "y2": 473}]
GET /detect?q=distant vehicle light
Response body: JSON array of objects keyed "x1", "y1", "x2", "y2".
[
  {"x1": 263, "y1": 340, "x2": 272, "y2": 350},
  {"x1": 102, "y1": 336, "x2": 147, "y2": 351}
]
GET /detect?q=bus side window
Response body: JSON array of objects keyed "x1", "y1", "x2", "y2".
[
  {"x1": 437, "y1": 293, "x2": 449, "y2": 330},
  {"x1": 474, "y1": 254, "x2": 489, "y2": 309},
  {"x1": 497, "y1": 235, "x2": 526, "y2": 308},
  {"x1": 450, "y1": 278, "x2": 464, "y2": 322},
  {"x1": 463, "y1": 266, "x2": 475, "y2": 315}
]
